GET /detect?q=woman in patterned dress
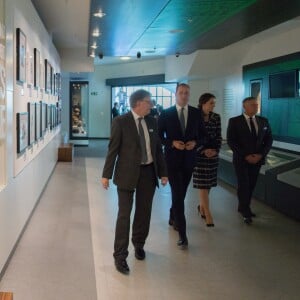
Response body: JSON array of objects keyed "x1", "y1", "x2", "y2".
[{"x1": 193, "y1": 93, "x2": 222, "y2": 227}]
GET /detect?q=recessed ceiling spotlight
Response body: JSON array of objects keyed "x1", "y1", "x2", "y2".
[
  {"x1": 94, "y1": 10, "x2": 106, "y2": 18},
  {"x1": 89, "y1": 52, "x2": 95, "y2": 58},
  {"x1": 120, "y1": 56, "x2": 131, "y2": 60},
  {"x1": 169, "y1": 29, "x2": 184, "y2": 34},
  {"x1": 92, "y1": 30, "x2": 101, "y2": 37}
]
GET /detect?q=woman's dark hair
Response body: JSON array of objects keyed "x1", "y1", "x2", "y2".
[{"x1": 198, "y1": 93, "x2": 216, "y2": 109}]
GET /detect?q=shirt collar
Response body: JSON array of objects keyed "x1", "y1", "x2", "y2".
[
  {"x1": 176, "y1": 104, "x2": 188, "y2": 112},
  {"x1": 243, "y1": 113, "x2": 256, "y2": 120},
  {"x1": 131, "y1": 109, "x2": 143, "y2": 120}
]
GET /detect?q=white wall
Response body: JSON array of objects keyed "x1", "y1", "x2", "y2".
[
  {"x1": 0, "y1": 0, "x2": 61, "y2": 276},
  {"x1": 85, "y1": 59, "x2": 165, "y2": 138}
]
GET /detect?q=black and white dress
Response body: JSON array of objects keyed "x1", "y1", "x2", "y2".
[{"x1": 193, "y1": 112, "x2": 222, "y2": 189}]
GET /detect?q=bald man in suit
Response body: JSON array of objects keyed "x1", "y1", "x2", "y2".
[{"x1": 227, "y1": 97, "x2": 273, "y2": 224}]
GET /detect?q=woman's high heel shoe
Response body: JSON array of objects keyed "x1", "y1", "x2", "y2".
[
  {"x1": 206, "y1": 223, "x2": 215, "y2": 227},
  {"x1": 197, "y1": 205, "x2": 206, "y2": 219}
]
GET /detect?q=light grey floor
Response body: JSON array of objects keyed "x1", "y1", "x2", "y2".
[{"x1": 0, "y1": 140, "x2": 300, "y2": 300}]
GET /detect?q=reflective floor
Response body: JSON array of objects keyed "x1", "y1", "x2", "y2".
[{"x1": 0, "y1": 141, "x2": 300, "y2": 300}]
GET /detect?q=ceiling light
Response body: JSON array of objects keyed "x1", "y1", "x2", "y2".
[
  {"x1": 120, "y1": 56, "x2": 131, "y2": 60},
  {"x1": 92, "y1": 30, "x2": 101, "y2": 37},
  {"x1": 94, "y1": 10, "x2": 106, "y2": 18},
  {"x1": 89, "y1": 52, "x2": 95, "y2": 58},
  {"x1": 90, "y1": 44, "x2": 97, "y2": 49}
]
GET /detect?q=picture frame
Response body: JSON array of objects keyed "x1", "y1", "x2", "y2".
[
  {"x1": 47, "y1": 104, "x2": 51, "y2": 129},
  {"x1": 35, "y1": 102, "x2": 41, "y2": 140},
  {"x1": 16, "y1": 28, "x2": 26, "y2": 83},
  {"x1": 250, "y1": 79, "x2": 262, "y2": 115},
  {"x1": 27, "y1": 102, "x2": 36, "y2": 145},
  {"x1": 41, "y1": 101, "x2": 47, "y2": 134},
  {"x1": 34, "y1": 48, "x2": 40, "y2": 88},
  {"x1": 16, "y1": 112, "x2": 28, "y2": 153},
  {"x1": 53, "y1": 73, "x2": 56, "y2": 95},
  {"x1": 44, "y1": 59, "x2": 52, "y2": 93},
  {"x1": 56, "y1": 73, "x2": 61, "y2": 96}
]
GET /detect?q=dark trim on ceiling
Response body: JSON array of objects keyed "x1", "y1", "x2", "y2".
[
  {"x1": 243, "y1": 51, "x2": 300, "y2": 71},
  {"x1": 106, "y1": 74, "x2": 165, "y2": 86},
  {"x1": 181, "y1": 0, "x2": 300, "y2": 52}
]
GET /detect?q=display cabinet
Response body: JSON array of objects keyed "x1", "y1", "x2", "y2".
[{"x1": 69, "y1": 81, "x2": 89, "y2": 145}]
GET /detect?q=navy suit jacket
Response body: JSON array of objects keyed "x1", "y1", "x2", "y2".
[
  {"x1": 227, "y1": 115, "x2": 273, "y2": 165},
  {"x1": 158, "y1": 105, "x2": 205, "y2": 170}
]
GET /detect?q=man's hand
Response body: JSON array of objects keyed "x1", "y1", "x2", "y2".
[
  {"x1": 245, "y1": 154, "x2": 262, "y2": 164},
  {"x1": 252, "y1": 154, "x2": 263, "y2": 164},
  {"x1": 101, "y1": 178, "x2": 109, "y2": 189},
  {"x1": 204, "y1": 149, "x2": 217, "y2": 158},
  {"x1": 172, "y1": 140, "x2": 185, "y2": 150},
  {"x1": 161, "y1": 177, "x2": 168, "y2": 186},
  {"x1": 185, "y1": 140, "x2": 197, "y2": 151}
]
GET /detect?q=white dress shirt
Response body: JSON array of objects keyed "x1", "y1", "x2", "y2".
[
  {"x1": 176, "y1": 104, "x2": 188, "y2": 128},
  {"x1": 243, "y1": 113, "x2": 258, "y2": 135},
  {"x1": 131, "y1": 110, "x2": 153, "y2": 164}
]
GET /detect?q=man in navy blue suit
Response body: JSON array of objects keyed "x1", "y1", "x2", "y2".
[
  {"x1": 158, "y1": 83, "x2": 205, "y2": 249},
  {"x1": 227, "y1": 97, "x2": 273, "y2": 224}
]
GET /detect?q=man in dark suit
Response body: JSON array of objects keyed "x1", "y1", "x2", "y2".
[
  {"x1": 227, "y1": 97, "x2": 273, "y2": 224},
  {"x1": 102, "y1": 89, "x2": 168, "y2": 275},
  {"x1": 158, "y1": 83, "x2": 205, "y2": 249}
]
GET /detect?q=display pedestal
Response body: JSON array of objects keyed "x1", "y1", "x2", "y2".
[
  {"x1": 58, "y1": 143, "x2": 74, "y2": 162},
  {"x1": 0, "y1": 292, "x2": 13, "y2": 300}
]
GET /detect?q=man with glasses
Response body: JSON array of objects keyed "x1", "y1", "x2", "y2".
[{"x1": 102, "y1": 89, "x2": 168, "y2": 274}]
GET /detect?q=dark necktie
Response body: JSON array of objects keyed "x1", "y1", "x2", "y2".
[
  {"x1": 249, "y1": 117, "x2": 257, "y2": 143},
  {"x1": 138, "y1": 118, "x2": 148, "y2": 164},
  {"x1": 179, "y1": 107, "x2": 185, "y2": 134}
]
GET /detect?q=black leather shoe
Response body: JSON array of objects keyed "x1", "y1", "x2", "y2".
[
  {"x1": 243, "y1": 217, "x2": 252, "y2": 225},
  {"x1": 115, "y1": 259, "x2": 130, "y2": 274},
  {"x1": 135, "y1": 248, "x2": 145, "y2": 260},
  {"x1": 177, "y1": 239, "x2": 188, "y2": 250},
  {"x1": 250, "y1": 211, "x2": 257, "y2": 218}
]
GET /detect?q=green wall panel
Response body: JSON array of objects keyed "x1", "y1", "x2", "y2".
[{"x1": 243, "y1": 53, "x2": 300, "y2": 145}]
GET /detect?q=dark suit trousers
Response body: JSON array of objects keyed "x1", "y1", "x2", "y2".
[
  {"x1": 113, "y1": 164, "x2": 156, "y2": 261},
  {"x1": 234, "y1": 162, "x2": 261, "y2": 217},
  {"x1": 168, "y1": 167, "x2": 193, "y2": 240}
]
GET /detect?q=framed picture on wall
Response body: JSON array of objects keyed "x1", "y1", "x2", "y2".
[
  {"x1": 47, "y1": 104, "x2": 51, "y2": 129},
  {"x1": 34, "y1": 48, "x2": 40, "y2": 88},
  {"x1": 16, "y1": 112, "x2": 28, "y2": 153},
  {"x1": 250, "y1": 79, "x2": 262, "y2": 115},
  {"x1": 16, "y1": 28, "x2": 26, "y2": 83},
  {"x1": 41, "y1": 101, "x2": 47, "y2": 134},
  {"x1": 45, "y1": 59, "x2": 52, "y2": 93},
  {"x1": 27, "y1": 102, "x2": 36, "y2": 145},
  {"x1": 35, "y1": 102, "x2": 41, "y2": 140}
]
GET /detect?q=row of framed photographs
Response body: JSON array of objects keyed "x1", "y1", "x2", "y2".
[
  {"x1": 16, "y1": 102, "x2": 61, "y2": 154},
  {"x1": 16, "y1": 28, "x2": 61, "y2": 95}
]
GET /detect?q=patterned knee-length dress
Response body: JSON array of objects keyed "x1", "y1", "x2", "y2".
[{"x1": 193, "y1": 112, "x2": 222, "y2": 189}]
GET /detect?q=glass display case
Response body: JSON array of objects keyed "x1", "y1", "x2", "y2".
[
  {"x1": 70, "y1": 81, "x2": 89, "y2": 144},
  {"x1": 219, "y1": 143, "x2": 299, "y2": 174}
]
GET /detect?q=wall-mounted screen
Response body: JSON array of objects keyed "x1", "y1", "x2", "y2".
[{"x1": 269, "y1": 70, "x2": 297, "y2": 99}]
